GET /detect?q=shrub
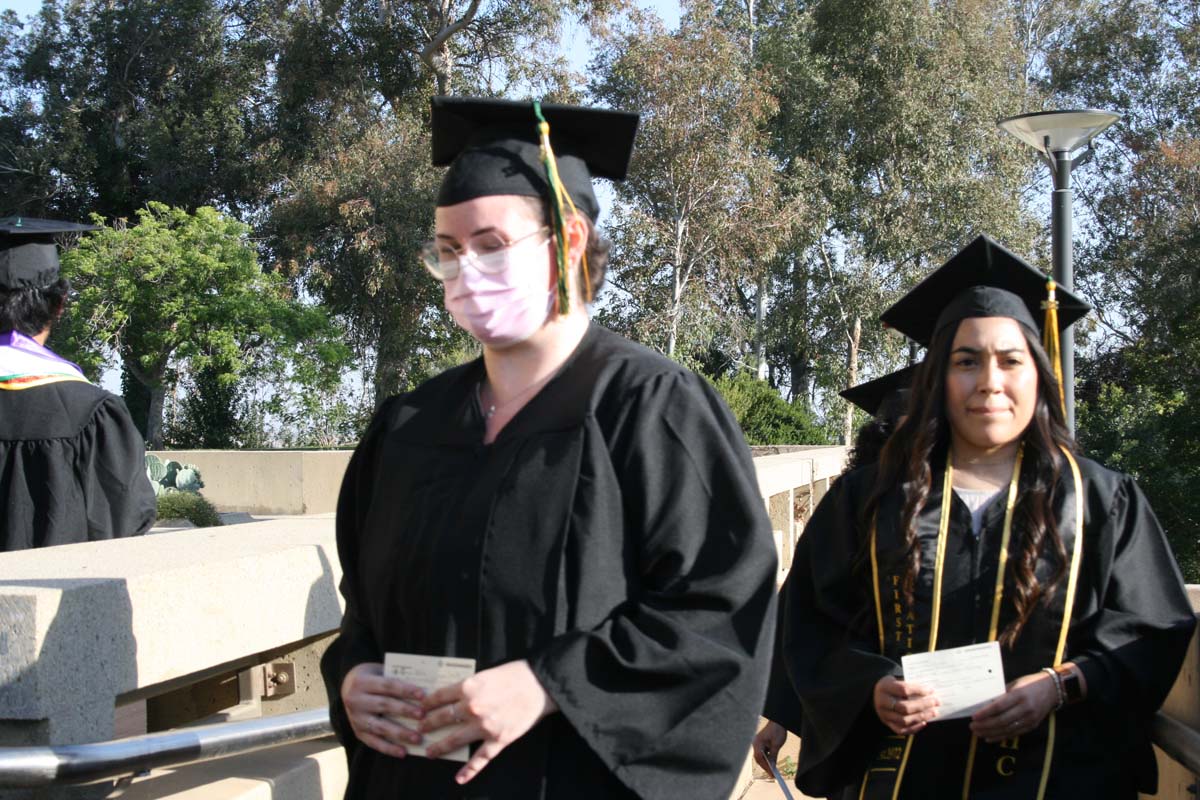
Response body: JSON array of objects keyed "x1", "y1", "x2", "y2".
[
  {"x1": 711, "y1": 371, "x2": 828, "y2": 446},
  {"x1": 156, "y1": 490, "x2": 223, "y2": 528}
]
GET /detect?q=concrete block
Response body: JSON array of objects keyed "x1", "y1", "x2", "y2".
[{"x1": 0, "y1": 517, "x2": 341, "y2": 752}]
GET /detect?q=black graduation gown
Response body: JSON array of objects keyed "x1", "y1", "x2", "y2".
[
  {"x1": 0, "y1": 380, "x2": 156, "y2": 551},
  {"x1": 320, "y1": 323, "x2": 778, "y2": 800},
  {"x1": 768, "y1": 457, "x2": 1196, "y2": 800}
]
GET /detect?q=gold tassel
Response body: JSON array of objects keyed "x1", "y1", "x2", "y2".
[
  {"x1": 1042, "y1": 278, "x2": 1066, "y2": 417},
  {"x1": 533, "y1": 101, "x2": 592, "y2": 314}
]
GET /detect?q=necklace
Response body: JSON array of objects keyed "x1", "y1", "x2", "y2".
[{"x1": 478, "y1": 371, "x2": 554, "y2": 421}]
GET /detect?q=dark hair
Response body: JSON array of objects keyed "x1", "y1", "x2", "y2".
[
  {"x1": 0, "y1": 279, "x2": 70, "y2": 336},
  {"x1": 842, "y1": 389, "x2": 911, "y2": 475},
  {"x1": 519, "y1": 196, "x2": 610, "y2": 301},
  {"x1": 864, "y1": 319, "x2": 1074, "y2": 648}
]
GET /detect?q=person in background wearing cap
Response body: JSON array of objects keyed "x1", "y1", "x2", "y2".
[
  {"x1": 319, "y1": 97, "x2": 777, "y2": 799},
  {"x1": 760, "y1": 235, "x2": 1194, "y2": 799},
  {"x1": 0, "y1": 217, "x2": 156, "y2": 551}
]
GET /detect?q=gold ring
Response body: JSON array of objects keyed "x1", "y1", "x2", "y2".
[{"x1": 890, "y1": 697, "x2": 898, "y2": 711}]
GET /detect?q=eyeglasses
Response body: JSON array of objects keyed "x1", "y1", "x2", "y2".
[{"x1": 420, "y1": 226, "x2": 552, "y2": 281}]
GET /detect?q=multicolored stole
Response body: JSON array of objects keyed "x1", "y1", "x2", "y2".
[
  {"x1": 861, "y1": 444, "x2": 1085, "y2": 800},
  {"x1": 0, "y1": 330, "x2": 89, "y2": 390}
]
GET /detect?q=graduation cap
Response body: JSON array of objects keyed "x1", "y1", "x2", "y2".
[
  {"x1": 431, "y1": 96, "x2": 640, "y2": 313},
  {"x1": 0, "y1": 217, "x2": 100, "y2": 290},
  {"x1": 840, "y1": 364, "x2": 920, "y2": 418},
  {"x1": 879, "y1": 235, "x2": 1091, "y2": 347},
  {"x1": 880, "y1": 234, "x2": 1092, "y2": 415}
]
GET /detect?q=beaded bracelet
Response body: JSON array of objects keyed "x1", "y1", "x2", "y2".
[{"x1": 1041, "y1": 666, "x2": 1065, "y2": 710}]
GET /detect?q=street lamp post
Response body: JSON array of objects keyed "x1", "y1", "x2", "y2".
[{"x1": 997, "y1": 109, "x2": 1121, "y2": 434}]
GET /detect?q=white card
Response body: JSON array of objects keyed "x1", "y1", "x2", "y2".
[
  {"x1": 383, "y1": 653, "x2": 477, "y2": 762},
  {"x1": 901, "y1": 641, "x2": 1006, "y2": 720}
]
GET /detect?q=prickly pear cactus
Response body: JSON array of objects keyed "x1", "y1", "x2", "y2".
[
  {"x1": 145, "y1": 454, "x2": 168, "y2": 482},
  {"x1": 174, "y1": 467, "x2": 204, "y2": 492}
]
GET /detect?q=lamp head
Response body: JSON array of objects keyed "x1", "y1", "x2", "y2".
[{"x1": 997, "y1": 109, "x2": 1121, "y2": 154}]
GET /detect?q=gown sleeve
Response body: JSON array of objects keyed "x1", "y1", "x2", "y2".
[
  {"x1": 779, "y1": 473, "x2": 898, "y2": 796},
  {"x1": 762, "y1": 569, "x2": 805, "y2": 734},
  {"x1": 1070, "y1": 473, "x2": 1195, "y2": 714},
  {"x1": 526, "y1": 370, "x2": 779, "y2": 800},
  {"x1": 79, "y1": 395, "x2": 156, "y2": 540},
  {"x1": 320, "y1": 397, "x2": 397, "y2": 760}
]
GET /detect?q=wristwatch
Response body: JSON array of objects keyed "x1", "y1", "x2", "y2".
[{"x1": 1054, "y1": 664, "x2": 1084, "y2": 704}]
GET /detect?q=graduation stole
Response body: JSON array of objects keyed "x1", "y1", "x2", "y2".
[
  {"x1": 863, "y1": 444, "x2": 1085, "y2": 800},
  {"x1": 0, "y1": 335, "x2": 89, "y2": 390}
]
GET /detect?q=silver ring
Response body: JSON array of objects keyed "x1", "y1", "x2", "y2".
[
  {"x1": 453, "y1": 703, "x2": 463, "y2": 724},
  {"x1": 890, "y1": 697, "x2": 898, "y2": 711}
]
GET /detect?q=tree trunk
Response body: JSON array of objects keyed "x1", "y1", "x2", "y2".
[
  {"x1": 755, "y1": 274, "x2": 768, "y2": 380},
  {"x1": 843, "y1": 315, "x2": 861, "y2": 445},
  {"x1": 788, "y1": 257, "x2": 812, "y2": 403},
  {"x1": 146, "y1": 383, "x2": 166, "y2": 450}
]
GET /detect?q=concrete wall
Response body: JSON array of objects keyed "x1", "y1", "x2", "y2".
[{"x1": 150, "y1": 451, "x2": 353, "y2": 515}]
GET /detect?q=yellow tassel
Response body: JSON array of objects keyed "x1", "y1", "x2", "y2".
[
  {"x1": 1042, "y1": 279, "x2": 1066, "y2": 417},
  {"x1": 533, "y1": 102, "x2": 592, "y2": 313}
]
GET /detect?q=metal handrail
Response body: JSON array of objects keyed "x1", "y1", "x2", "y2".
[
  {"x1": 1152, "y1": 711, "x2": 1200, "y2": 777},
  {"x1": 0, "y1": 707, "x2": 333, "y2": 788}
]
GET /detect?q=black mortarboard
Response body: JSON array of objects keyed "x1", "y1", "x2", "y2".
[
  {"x1": 0, "y1": 217, "x2": 100, "y2": 290},
  {"x1": 431, "y1": 96, "x2": 639, "y2": 222},
  {"x1": 879, "y1": 235, "x2": 1091, "y2": 347},
  {"x1": 840, "y1": 364, "x2": 920, "y2": 417}
]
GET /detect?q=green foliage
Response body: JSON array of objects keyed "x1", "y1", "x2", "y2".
[
  {"x1": 156, "y1": 490, "x2": 222, "y2": 529},
  {"x1": 712, "y1": 371, "x2": 828, "y2": 446},
  {"x1": 0, "y1": 0, "x2": 279, "y2": 219},
  {"x1": 1077, "y1": 382, "x2": 1200, "y2": 581},
  {"x1": 591, "y1": 1, "x2": 801, "y2": 365},
  {"x1": 164, "y1": 363, "x2": 248, "y2": 449},
  {"x1": 56, "y1": 203, "x2": 349, "y2": 448}
]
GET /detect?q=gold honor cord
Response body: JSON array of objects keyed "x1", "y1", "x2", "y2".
[
  {"x1": 960, "y1": 446, "x2": 1025, "y2": 800},
  {"x1": 890, "y1": 458, "x2": 956, "y2": 799},
  {"x1": 871, "y1": 516, "x2": 885, "y2": 652},
  {"x1": 1034, "y1": 446, "x2": 1086, "y2": 800}
]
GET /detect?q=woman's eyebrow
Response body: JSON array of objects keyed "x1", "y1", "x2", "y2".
[{"x1": 436, "y1": 226, "x2": 501, "y2": 241}]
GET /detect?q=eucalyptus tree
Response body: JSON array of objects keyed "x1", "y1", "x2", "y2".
[
  {"x1": 1046, "y1": 0, "x2": 1200, "y2": 575},
  {"x1": 0, "y1": 0, "x2": 281, "y2": 219},
  {"x1": 266, "y1": 0, "x2": 626, "y2": 403},
  {"x1": 758, "y1": 0, "x2": 1039, "y2": 437},
  {"x1": 590, "y1": 1, "x2": 801, "y2": 366}
]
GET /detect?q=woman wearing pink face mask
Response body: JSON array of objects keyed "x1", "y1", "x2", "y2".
[{"x1": 320, "y1": 97, "x2": 779, "y2": 800}]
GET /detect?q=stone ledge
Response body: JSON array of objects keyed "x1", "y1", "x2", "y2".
[
  {"x1": 0, "y1": 517, "x2": 341, "y2": 743},
  {"x1": 113, "y1": 737, "x2": 347, "y2": 800}
]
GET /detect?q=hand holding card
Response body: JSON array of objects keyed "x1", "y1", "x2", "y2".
[{"x1": 901, "y1": 641, "x2": 1007, "y2": 720}]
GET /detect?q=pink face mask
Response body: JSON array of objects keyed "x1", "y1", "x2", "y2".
[{"x1": 442, "y1": 239, "x2": 555, "y2": 349}]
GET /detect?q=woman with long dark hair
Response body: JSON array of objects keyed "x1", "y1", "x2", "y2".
[{"x1": 759, "y1": 236, "x2": 1195, "y2": 799}]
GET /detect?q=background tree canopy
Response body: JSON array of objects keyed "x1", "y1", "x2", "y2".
[{"x1": 2, "y1": 0, "x2": 1198, "y2": 573}]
